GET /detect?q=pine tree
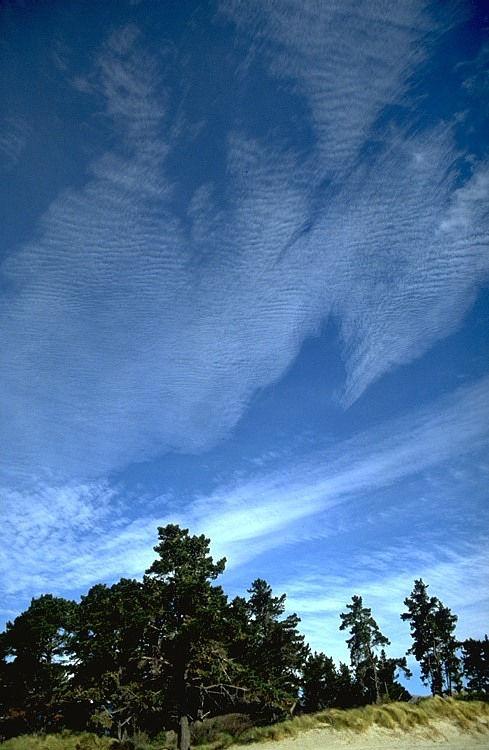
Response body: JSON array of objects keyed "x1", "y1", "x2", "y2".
[
  {"x1": 70, "y1": 579, "x2": 151, "y2": 739},
  {"x1": 435, "y1": 603, "x2": 462, "y2": 695},
  {"x1": 143, "y1": 525, "x2": 236, "y2": 750},
  {"x1": 301, "y1": 651, "x2": 338, "y2": 711},
  {"x1": 462, "y1": 636, "x2": 489, "y2": 697},
  {"x1": 335, "y1": 662, "x2": 362, "y2": 708},
  {"x1": 376, "y1": 649, "x2": 412, "y2": 701},
  {"x1": 401, "y1": 579, "x2": 460, "y2": 696},
  {"x1": 237, "y1": 579, "x2": 309, "y2": 721},
  {"x1": 1, "y1": 595, "x2": 76, "y2": 733},
  {"x1": 339, "y1": 595, "x2": 390, "y2": 703}
]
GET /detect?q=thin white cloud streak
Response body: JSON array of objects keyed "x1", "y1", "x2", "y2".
[
  {"x1": 1, "y1": 8, "x2": 488, "y2": 481},
  {"x1": 191, "y1": 375, "x2": 489, "y2": 565},
  {"x1": 2, "y1": 375, "x2": 488, "y2": 602}
]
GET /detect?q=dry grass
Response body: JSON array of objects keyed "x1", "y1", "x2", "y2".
[
  {"x1": 0, "y1": 730, "x2": 175, "y2": 750},
  {"x1": 217, "y1": 698, "x2": 489, "y2": 748},
  {"x1": 3, "y1": 699, "x2": 488, "y2": 750},
  {"x1": 0, "y1": 732, "x2": 114, "y2": 750}
]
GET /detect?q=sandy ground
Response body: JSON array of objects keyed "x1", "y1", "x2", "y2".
[{"x1": 229, "y1": 719, "x2": 489, "y2": 749}]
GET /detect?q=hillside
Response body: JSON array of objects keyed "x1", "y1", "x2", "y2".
[
  {"x1": 230, "y1": 723, "x2": 489, "y2": 749},
  {"x1": 223, "y1": 698, "x2": 489, "y2": 750},
  {"x1": 2, "y1": 698, "x2": 488, "y2": 750}
]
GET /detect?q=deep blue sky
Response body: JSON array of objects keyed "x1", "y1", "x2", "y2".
[{"x1": 1, "y1": 0, "x2": 488, "y2": 693}]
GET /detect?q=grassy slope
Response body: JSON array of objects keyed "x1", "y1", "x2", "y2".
[
  {"x1": 220, "y1": 697, "x2": 489, "y2": 749},
  {"x1": 3, "y1": 698, "x2": 489, "y2": 750}
]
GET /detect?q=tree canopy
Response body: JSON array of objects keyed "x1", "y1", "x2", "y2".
[
  {"x1": 0, "y1": 530, "x2": 482, "y2": 749},
  {"x1": 401, "y1": 579, "x2": 461, "y2": 696},
  {"x1": 462, "y1": 635, "x2": 489, "y2": 698},
  {"x1": 339, "y1": 595, "x2": 390, "y2": 703}
]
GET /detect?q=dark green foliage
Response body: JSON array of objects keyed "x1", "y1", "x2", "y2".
[
  {"x1": 375, "y1": 650, "x2": 411, "y2": 702},
  {"x1": 339, "y1": 595, "x2": 390, "y2": 704},
  {"x1": 301, "y1": 651, "x2": 339, "y2": 711},
  {"x1": 0, "y1": 595, "x2": 77, "y2": 734},
  {"x1": 334, "y1": 661, "x2": 364, "y2": 708},
  {"x1": 70, "y1": 579, "x2": 152, "y2": 740},
  {"x1": 462, "y1": 635, "x2": 489, "y2": 697},
  {"x1": 143, "y1": 525, "x2": 232, "y2": 750},
  {"x1": 401, "y1": 579, "x2": 461, "y2": 696},
  {"x1": 1, "y1": 529, "x2": 481, "y2": 747},
  {"x1": 227, "y1": 579, "x2": 308, "y2": 722}
]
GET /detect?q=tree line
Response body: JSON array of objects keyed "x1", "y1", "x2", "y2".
[{"x1": 1, "y1": 525, "x2": 488, "y2": 750}]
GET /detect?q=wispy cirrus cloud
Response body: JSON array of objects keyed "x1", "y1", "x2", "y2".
[
  {"x1": 220, "y1": 0, "x2": 436, "y2": 173},
  {"x1": 221, "y1": 0, "x2": 489, "y2": 403},
  {"x1": 0, "y1": 480, "x2": 119, "y2": 596},
  {"x1": 1, "y1": 5, "x2": 488, "y2": 484},
  {"x1": 192, "y1": 374, "x2": 489, "y2": 565},
  {"x1": 2, "y1": 375, "x2": 488, "y2": 609},
  {"x1": 329, "y1": 134, "x2": 489, "y2": 404}
]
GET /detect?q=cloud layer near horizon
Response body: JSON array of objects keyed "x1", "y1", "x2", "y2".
[
  {"x1": 1, "y1": 4, "x2": 488, "y2": 481},
  {"x1": 2, "y1": 374, "x2": 488, "y2": 601},
  {"x1": 281, "y1": 538, "x2": 489, "y2": 661},
  {"x1": 2, "y1": 371, "x2": 488, "y2": 673}
]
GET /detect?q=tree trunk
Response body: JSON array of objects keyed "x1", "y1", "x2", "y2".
[
  {"x1": 178, "y1": 714, "x2": 191, "y2": 750},
  {"x1": 432, "y1": 639, "x2": 443, "y2": 696},
  {"x1": 369, "y1": 650, "x2": 381, "y2": 703}
]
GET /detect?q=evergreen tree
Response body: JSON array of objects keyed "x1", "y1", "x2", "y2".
[
  {"x1": 462, "y1": 636, "x2": 489, "y2": 698},
  {"x1": 0, "y1": 595, "x2": 76, "y2": 733},
  {"x1": 301, "y1": 651, "x2": 338, "y2": 711},
  {"x1": 435, "y1": 603, "x2": 462, "y2": 695},
  {"x1": 401, "y1": 579, "x2": 460, "y2": 696},
  {"x1": 376, "y1": 650, "x2": 411, "y2": 701},
  {"x1": 335, "y1": 662, "x2": 362, "y2": 708},
  {"x1": 339, "y1": 595, "x2": 389, "y2": 703},
  {"x1": 70, "y1": 579, "x2": 151, "y2": 739},
  {"x1": 8, "y1": 528, "x2": 475, "y2": 742},
  {"x1": 236, "y1": 579, "x2": 309, "y2": 720},
  {"x1": 143, "y1": 525, "x2": 235, "y2": 750}
]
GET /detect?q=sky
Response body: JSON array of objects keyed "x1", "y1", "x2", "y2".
[{"x1": 1, "y1": 0, "x2": 488, "y2": 694}]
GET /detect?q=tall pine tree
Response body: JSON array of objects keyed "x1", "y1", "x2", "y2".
[
  {"x1": 301, "y1": 651, "x2": 339, "y2": 711},
  {"x1": 143, "y1": 525, "x2": 236, "y2": 750},
  {"x1": 401, "y1": 579, "x2": 460, "y2": 696},
  {"x1": 339, "y1": 595, "x2": 390, "y2": 704},
  {"x1": 238, "y1": 579, "x2": 308, "y2": 720}
]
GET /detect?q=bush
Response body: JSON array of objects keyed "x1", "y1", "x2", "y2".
[{"x1": 191, "y1": 714, "x2": 254, "y2": 747}]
